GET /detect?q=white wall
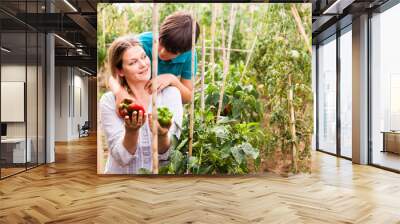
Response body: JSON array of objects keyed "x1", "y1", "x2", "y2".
[
  {"x1": 55, "y1": 66, "x2": 69, "y2": 141},
  {"x1": 72, "y1": 72, "x2": 89, "y2": 138},
  {"x1": 54, "y1": 66, "x2": 89, "y2": 141}
]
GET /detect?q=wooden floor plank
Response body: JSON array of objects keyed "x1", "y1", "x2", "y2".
[{"x1": 0, "y1": 134, "x2": 399, "y2": 223}]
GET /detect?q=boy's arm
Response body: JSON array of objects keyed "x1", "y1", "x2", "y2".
[
  {"x1": 169, "y1": 77, "x2": 193, "y2": 104},
  {"x1": 144, "y1": 74, "x2": 193, "y2": 104},
  {"x1": 179, "y1": 78, "x2": 193, "y2": 104},
  {"x1": 144, "y1": 50, "x2": 197, "y2": 104},
  {"x1": 177, "y1": 51, "x2": 197, "y2": 104},
  {"x1": 176, "y1": 51, "x2": 197, "y2": 104}
]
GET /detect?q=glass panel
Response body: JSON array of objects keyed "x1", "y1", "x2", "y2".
[
  {"x1": 1, "y1": 29, "x2": 27, "y2": 178},
  {"x1": 318, "y1": 36, "x2": 337, "y2": 154},
  {"x1": 371, "y1": 4, "x2": 400, "y2": 171},
  {"x1": 27, "y1": 31, "x2": 38, "y2": 169},
  {"x1": 340, "y1": 28, "x2": 352, "y2": 158},
  {"x1": 0, "y1": 1, "x2": 46, "y2": 178},
  {"x1": 26, "y1": 0, "x2": 39, "y2": 169},
  {"x1": 38, "y1": 32, "x2": 45, "y2": 165}
]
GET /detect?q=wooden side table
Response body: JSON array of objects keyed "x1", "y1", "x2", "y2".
[{"x1": 381, "y1": 131, "x2": 400, "y2": 154}]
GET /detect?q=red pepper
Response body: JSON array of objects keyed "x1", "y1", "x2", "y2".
[
  {"x1": 118, "y1": 98, "x2": 146, "y2": 119},
  {"x1": 128, "y1": 104, "x2": 145, "y2": 114},
  {"x1": 118, "y1": 108, "x2": 129, "y2": 117}
]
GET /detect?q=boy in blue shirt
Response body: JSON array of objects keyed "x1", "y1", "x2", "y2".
[{"x1": 109, "y1": 11, "x2": 200, "y2": 107}]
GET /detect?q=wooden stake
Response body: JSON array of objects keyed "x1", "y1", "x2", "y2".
[
  {"x1": 288, "y1": 73, "x2": 298, "y2": 173},
  {"x1": 290, "y1": 5, "x2": 312, "y2": 55},
  {"x1": 220, "y1": 4, "x2": 226, "y2": 69},
  {"x1": 248, "y1": 4, "x2": 254, "y2": 37},
  {"x1": 240, "y1": 35, "x2": 257, "y2": 81},
  {"x1": 102, "y1": 7, "x2": 106, "y2": 51},
  {"x1": 241, "y1": 5, "x2": 269, "y2": 81},
  {"x1": 216, "y1": 4, "x2": 236, "y2": 119},
  {"x1": 123, "y1": 10, "x2": 129, "y2": 35},
  {"x1": 188, "y1": 8, "x2": 197, "y2": 159},
  {"x1": 151, "y1": 3, "x2": 159, "y2": 174},
  {"x1": 210, "y1": 4, "x2": 216, "y2": 84},
  {"x1": 200, "y1": 25, "x2": 206, "y2": 114},
  {"x1": 196, "y1": 46, "x2": 250, "y2": 53}
]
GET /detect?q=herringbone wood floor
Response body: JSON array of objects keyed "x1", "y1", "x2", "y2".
[{"x1": 1, "y1": 134, "x2": 400, "y2": 224}]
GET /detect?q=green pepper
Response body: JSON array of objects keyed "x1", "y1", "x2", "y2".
[{"x1": 157, "y1": 107, "x2": 173, "y2": 128}]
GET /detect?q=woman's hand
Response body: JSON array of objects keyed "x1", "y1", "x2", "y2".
[
  {"x1": 122, "y1": 110, "x2": 145, "y2": 155},
  {"x1": 144, "y1": 74, "x2": 178, "y2": 94},
  {"x1": 148, "y1": 114, "x2": 171, "y2": 136},
  {"x1": 124, "y1": 110, "x2": 147, "y2": 132},
  {"x1": 116, "y1": 88, "x2": 136, "y2": 118},
  {"x1": 148, "y1": 113, "x2": 171, "y2": 154}
]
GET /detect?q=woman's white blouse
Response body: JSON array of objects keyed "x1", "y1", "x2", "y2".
[{"x1": 100, "y1": 86, "x2": 183, "y2": 174}]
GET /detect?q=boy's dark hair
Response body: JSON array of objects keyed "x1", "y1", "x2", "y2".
[{"x1": 159, "y1": 11, "x2": 200, "y2": 54}]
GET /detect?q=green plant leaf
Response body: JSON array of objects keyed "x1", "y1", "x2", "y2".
[
  {"x1": 188, "y1": 156, "x2": 199, "y2": 170},
  {"x1": 240, "y1": 142, "x2": 259, "y2": 159},
  {"x1": 169, "y1": 150, "x2": 184, "y2": 174},
  {"x1": 211, "y1": 125, "x2": 229, "y2": 140},
  {"x1": 197, "y1": 165, "x2": 213, "y2": 174},
  {"x1": 138, "y1": 168, "x2": 152, "y2": 174},
  {"x1": 216, "y1": 116, "x2": 237, "y2": 124},
  {"x1": 231, "y1": 146, "x2": 245, "y2": 164},
  {"x1": 175, "y1": 138, "x2": 188, "y2": 152},
  {"x1": 220, "y1": 144, "x2": 231, "y2": 159}
]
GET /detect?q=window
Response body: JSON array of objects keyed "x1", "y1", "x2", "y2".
[
  {"x1": 0, "y1": 0, "x2": 47, "y2": 179},
  {"x1": 317, "y1": 35, "x2": 337, "y2": 154},
  {"x1": 371, "y1": 3, "x2": 400, "y2": 171},
  {"x1": 340, "y1": 27, "x2": 352, "y2": 158}
]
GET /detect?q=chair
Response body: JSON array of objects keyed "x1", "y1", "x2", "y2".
[{"x1": 79, "y1": 121, "x2": 90, "y2": 138}]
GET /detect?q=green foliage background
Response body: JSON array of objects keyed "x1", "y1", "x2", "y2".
[{"x1": 98, "y1": 3, "x2": 312, "y2": 175}]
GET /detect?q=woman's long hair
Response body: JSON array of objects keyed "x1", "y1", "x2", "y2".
[{"x1": 107, "y1": 35, "x2": 142, "y2": 94}]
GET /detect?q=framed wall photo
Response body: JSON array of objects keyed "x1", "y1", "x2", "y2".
[
  {"x1": 1, "y1": 81, "x2": 25, "y2": 122},
  {"x1": 97, "y1": 3, "x2": 313, "y2": 175}
]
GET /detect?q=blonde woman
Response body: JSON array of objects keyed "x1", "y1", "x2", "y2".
[{"x1": 100, "y1": 35, "x2": 183, "y2": 174}]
